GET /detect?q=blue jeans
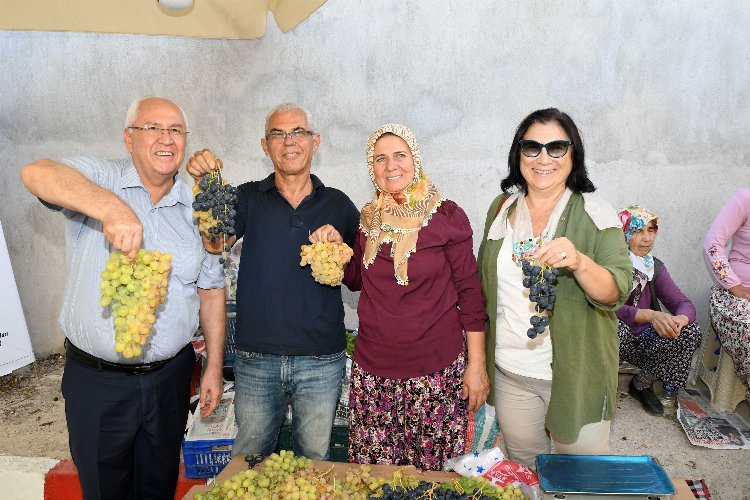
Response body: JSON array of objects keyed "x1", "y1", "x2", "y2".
[{"x1": 233, "y1": 350, "x2": 346, "y2": 460}]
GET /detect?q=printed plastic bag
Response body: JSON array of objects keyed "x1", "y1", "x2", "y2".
[
  {"x1": 444, "y1": 447, "x2": 504, "y2": 476},
  {"x1": 465, "y1": 403, "x2": 500, "y2": 452},
  {"x1": 445, "y1": 447, "x2": 542, "y2": 500}
]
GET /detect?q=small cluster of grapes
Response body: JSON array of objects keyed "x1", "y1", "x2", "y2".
[
  {"x1": 299, "y1": 241, "x2": 354, "y2": 286},
  {"x1": 192, "y1": 160, "x2": 238, "y2": 269},
  {"x1": 338, "y1": 464, "x2": 389, "y2": 498},
  {"x1": 99, "y1": 250, "x2": 171, "y2": 358},
  {"x1": 521, "y1": 259, "x2": 558, "y2": 339}
]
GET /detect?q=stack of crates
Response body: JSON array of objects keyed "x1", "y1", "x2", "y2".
[{"x1": 223, "y1": 301, "x2": 236, "y2": 380}]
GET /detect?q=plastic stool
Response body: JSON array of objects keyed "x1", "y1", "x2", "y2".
[{"x1": 694, "y1": 323, "x2": 747, "y2": 412}]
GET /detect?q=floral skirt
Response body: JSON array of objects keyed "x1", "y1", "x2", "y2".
[
  {"x1": 347, "y1": 351, "x2": 466, "y2": 471},
  {"x1": 710, "y1": 285, "x2": 750, "y2": 396},
  {"x1": 618, "y1": 319, "x2": 701, "y2": 388}
]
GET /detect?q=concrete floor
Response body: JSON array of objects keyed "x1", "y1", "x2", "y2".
[{"x1": 610, "y1": 373, "x2": 750, "y2": 500}]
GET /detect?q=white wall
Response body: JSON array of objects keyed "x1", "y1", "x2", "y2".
[{"x1": 1, "y1": 1, "x2": 749, "y2": 355}]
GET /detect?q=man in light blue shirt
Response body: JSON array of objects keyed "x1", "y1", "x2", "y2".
[{"x1": 21, "y1": 96, "x2": 225, "y2": 500}]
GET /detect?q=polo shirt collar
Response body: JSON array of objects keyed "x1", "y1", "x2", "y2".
[
  {"x1": 259, "y1": 172, "x2": 326, "y2": 193},
  {"x1": 121, "y1": 161, "x2": 189, "y2": 207}
]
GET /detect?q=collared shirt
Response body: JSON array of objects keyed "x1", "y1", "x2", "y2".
[
  {"x1": 53, "y1": 157, "x2": 224, "y2": 363},
  {"x1": 234, "y1": 173, "x2": 359, "y2": 356}
]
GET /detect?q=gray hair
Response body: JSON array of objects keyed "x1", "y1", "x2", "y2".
[
  {"x1": 264, "y1": 103, "x2": 314, "y2": 135},
  {"x1": 124, "y1": 96, "x2": 189, "y2": 131}
]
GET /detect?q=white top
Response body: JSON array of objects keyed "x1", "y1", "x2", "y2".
[{"x1": 495, "y1": 221, "x2": 553, "y2": 380}]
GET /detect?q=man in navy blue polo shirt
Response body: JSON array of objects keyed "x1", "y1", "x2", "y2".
[{"x1": 188, "y1": 103, "x2": 359, "y2": 459}]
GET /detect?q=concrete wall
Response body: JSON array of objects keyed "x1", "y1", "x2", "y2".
[{"x1": 1, "y1": 1, "x2": 749, "y2": 356}]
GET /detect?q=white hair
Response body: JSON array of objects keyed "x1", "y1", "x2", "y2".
[
  {"x1": 124, "y1": 96, "x2": 188, "y2": 130},
  {"x1": 264, "y1": 103, "x2": 314, "y2": 135}
]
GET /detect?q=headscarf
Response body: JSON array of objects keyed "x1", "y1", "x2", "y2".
[
  {"x1": 618, "y1": 205, "x2": 659, "y2": 301},
  {"x1": 360, "y1": 124, "x2": 443, "y2": 285}
]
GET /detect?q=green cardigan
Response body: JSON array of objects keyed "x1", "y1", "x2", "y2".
[{"x1": 477, "y1": 193, "x2": 632, "y2": 442}]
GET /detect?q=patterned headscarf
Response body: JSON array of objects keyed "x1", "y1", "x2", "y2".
[
  {"x1": 618, "y1": 205, "x2": 659, "y2": 242},
  {"x1": 360, "y1": 124, "x2": 443, "y2": 285},
  {"x1": 618, "y1": 205, "x2": 660, "y2": 299}
]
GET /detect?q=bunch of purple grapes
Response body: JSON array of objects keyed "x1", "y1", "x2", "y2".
[{"x1": 521, "y1": 260, "x2": 558, "y2": 339}]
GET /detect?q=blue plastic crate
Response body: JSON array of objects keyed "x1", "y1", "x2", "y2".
[{"x1": 182, "y1": 438, "x2": 234, "y2": 479}]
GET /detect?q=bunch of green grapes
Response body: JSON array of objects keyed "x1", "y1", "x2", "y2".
[
  {"x1": 99, "y1": 250, "x2": 171, "y2": 359},
  {"x1": 270, "y1": 469, "x2": 336, "y2": 499},
  {"x1": 299, "y1": 241, "x2": 354, "y2": 286},
  {"x1": 333, "y1": 464, "x2": 389, "y2": 498},
  {"x1": 194, "y1": 450, "x2": 315, "y2": 500}
]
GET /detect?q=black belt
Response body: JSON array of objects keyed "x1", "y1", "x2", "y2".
[{"x1": 65, "y1": 339, "x2": 192, "y2": 375}]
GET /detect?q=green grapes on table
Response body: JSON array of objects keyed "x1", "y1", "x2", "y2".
[
  {"x1": 99, "y1": 249, "x2": 171, "y2": 359},
  {"x1": 299, "y1": 241, "x2": 354, "y2": 286},
  {"x1": 191, "y1": 451, "x2": 523, "y2": 500}
]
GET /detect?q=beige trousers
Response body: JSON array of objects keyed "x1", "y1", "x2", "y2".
[{"x1": 494, "y1": 366, "x2": 610, "y2": 468}]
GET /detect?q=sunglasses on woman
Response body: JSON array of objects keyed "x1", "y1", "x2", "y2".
[{"x1": 519, "y1": 140, "x2": 572, "y2": 158}]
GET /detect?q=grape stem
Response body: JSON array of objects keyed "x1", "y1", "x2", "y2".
[{"x1": 318, "y1": 464, "x2": 335, "y2": 478}]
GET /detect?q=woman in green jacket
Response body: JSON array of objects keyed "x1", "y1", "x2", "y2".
[{"x1": 477, "y1": 108, "x2": 632, "y2": 467}]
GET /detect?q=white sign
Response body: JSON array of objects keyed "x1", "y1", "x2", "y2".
[{"x1": 0, "y1": 221, "x2": 35, "y2": 375}]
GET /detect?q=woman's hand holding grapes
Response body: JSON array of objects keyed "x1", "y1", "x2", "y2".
[{"x1": 534, "y1": 237, "x2": 580, "y2": 271}]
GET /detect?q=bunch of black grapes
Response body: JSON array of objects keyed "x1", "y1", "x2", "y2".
[
  {"x1": 192, "y1": 164, "x2": 238, "y2": 269},
  {"x1": 374, "y1": 482, "x2": 496, "y2": 500},
  {"x1": 521, "y1": 260, "x2": 558, "y2": 339}
]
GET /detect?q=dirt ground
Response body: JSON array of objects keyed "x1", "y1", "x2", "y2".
[
  {"x1": 2, "y1": 356, "x2": 749, "y2": 499},
  {"x1": 0, "y1": 354, "x2": 70, "y2": 460}
]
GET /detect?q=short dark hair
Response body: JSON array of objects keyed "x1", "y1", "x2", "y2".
[{"x1": 500, "y1": 108, "x2": 595, "y2": 194}]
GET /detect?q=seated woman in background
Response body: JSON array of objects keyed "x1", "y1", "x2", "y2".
[
  {"x1": 310, "y1": 123, "x2": 489, "y2": 470},
  {"x1": 704, "y1": 189, "x2": 750, "y2": 400},
  {"x1": 616, "y1": 205, "x2": 701, "y2": 415}
]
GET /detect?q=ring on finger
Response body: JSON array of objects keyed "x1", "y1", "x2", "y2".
[{"x1": 560, "y1": 250, "x2": 567, "y2": 259}]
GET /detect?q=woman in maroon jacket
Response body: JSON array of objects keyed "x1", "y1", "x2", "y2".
[
  {"x1": 311, "y1": 123, "x2": 489, "y2": 470},
  {"x1": 616, "y1": 205, "x2": 702, "y2": 415}
]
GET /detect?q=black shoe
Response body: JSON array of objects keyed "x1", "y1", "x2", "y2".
[{"x1": 628, "y1": 379, "x2": 664, "y2": 415}]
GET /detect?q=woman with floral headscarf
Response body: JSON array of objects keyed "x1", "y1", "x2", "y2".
[
  {"x1": 617, "y1": 205, "x2": 701, "y2": 415},
  {"x1": 704, "y1": 189, "x2": 750, "y2": 403},
  {"x1": 310, "y1": 123, "x2": 489, "y2": 470}
]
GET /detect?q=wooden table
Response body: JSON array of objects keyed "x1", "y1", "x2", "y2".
[{"x1": 182, "y1": 455, "x2": 696, "y2": 499}]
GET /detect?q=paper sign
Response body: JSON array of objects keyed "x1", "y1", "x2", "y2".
[{"x1": 0, "y1": 221, "x2": 35, "y2": 376}]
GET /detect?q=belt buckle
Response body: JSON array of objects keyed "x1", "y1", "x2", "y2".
[{"x1": 131, "y1": 364, "x2": 152, "y2": 375}]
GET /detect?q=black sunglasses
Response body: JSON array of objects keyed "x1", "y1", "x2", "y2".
[{"x1": 519, "y1": 140, "x2": 572, "y2": 159}]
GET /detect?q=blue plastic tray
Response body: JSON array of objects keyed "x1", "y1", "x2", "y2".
[{"x1": 536, "y1": 454, "x2": 675, "y2": 497}]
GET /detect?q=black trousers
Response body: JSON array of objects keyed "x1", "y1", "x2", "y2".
[{"x1": 61, "y1": 346, "x2": 195, "y2": 500}]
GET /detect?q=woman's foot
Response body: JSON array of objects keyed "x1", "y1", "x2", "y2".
[{"x1": 628, "y1": 379, "x2": 664, "y2": 415}]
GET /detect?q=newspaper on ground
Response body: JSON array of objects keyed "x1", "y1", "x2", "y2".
[{"x1": 677, "y1": 387, "x2": 750, "y2": 449}]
